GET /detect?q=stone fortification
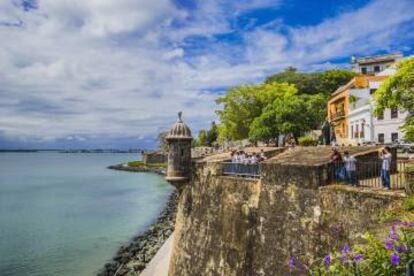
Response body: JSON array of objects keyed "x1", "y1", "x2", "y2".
[{"x1": 167, "y1": 146, "x2": 404, "y2": 276}]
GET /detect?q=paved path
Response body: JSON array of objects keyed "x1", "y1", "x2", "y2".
[{"x1": 140, "y1": 233, "x2": 174, "y2": 276}]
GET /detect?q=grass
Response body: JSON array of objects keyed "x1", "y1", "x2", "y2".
[{"x1": 127, "y1": 160, "x2": 167, "y2": 169}]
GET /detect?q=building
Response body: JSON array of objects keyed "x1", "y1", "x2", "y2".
[
  {"x1": 327, "y1": 75, "x2": 386, "y2": 144},
  {"x1": 329, "y1": 55, "x2": 408, "y2": 145},
  {"x1": 351, "y1": 53, "x2": 403, "y2": 75}
]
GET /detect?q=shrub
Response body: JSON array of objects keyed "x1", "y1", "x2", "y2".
[
  {"x1": 289, "y1": 222, "x2": 414, "y2": 275},
  {"x1": 298, "y1": 136, "x2": 318, "y2": 146},
  {"x1": 127, "y1": 161, "x2": 167, "y2": 169},
  {"x1": 403, "y1": 196, "x2": 414, "y2": 211}
]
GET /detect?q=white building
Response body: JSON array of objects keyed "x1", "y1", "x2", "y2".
[
  {"x1": 351, "y1": 53, "x2": 403, "y2": 75},
  {"x1": 347, "y1": 66, "x2": 408, "y2": 144},
  {"x1": 348, "y1": 87, "x2": 374, "y2": 144}
]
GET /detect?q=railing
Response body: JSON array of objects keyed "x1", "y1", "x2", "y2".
[
  {"x1": 222, "y1": 162, "x2": 260, "y2": 178},
  {"x1": 329, "y1": 160, "x2": 408, "y2": 190}
]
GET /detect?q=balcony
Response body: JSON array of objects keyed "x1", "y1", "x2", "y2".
[{"x1": 330, "y1": 111, "x2": 345, "y2": 121}]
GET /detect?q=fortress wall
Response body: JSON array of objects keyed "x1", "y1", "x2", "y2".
[{"x1": 168, "y1": 151, "x2": 403, "y2": 276}]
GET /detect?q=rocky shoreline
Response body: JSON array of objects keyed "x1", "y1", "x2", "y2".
[
  {"x1": 98, "y1": 164, "x2": 177, "y2": 276},
  {"x1": 107, "y1": 163, "x2": 166, "y2": 176}
]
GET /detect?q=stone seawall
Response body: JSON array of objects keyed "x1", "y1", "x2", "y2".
[{"x1": 168, "y1": 149, "x2": 405, "y2": 276}]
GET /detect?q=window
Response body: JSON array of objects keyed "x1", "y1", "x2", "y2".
[
  {"x1": 351, "y1": 125, "x2": 354, "y2": 139},
  {"x1": 377, "y1": 111, "x2": 384, "y2": 120},
  {"x1": 355, "y1": 124, "x2": 359, "y2": 138},
  {"x1": 374, "y1": 65, "x2": 381, "y2": 72},
  {"x1": 370, "y1": 89, "x2": 377, "y2": 95},
  {"x1": 361, "y1": 67, "x2": 367, "y2": 74},
  {"x1": 378, "y1": 133, "x2": 385, "y2": 144},
  {"x1": 391, "y1": 133, "x2": 398, "y2": 142},
  {"x1": 391, "y1": 108, "x2": 398, "y2": 119}
]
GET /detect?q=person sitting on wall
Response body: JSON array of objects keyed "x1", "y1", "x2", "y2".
[
  {"x1": 379, "y1": 146, "x2": 392, "y2": 190},
  {"x1": 330, "y1": 147, "x2": 345, "y2": 182},
  {"x1": 343, "y1": 151, "x2": 358, "y2": 186}
]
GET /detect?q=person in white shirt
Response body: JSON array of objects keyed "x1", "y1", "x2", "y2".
[
  {"x1": 343, "y1": 151, "x2": 358, "y2": 186},
  {"x1": 260, "y1": 149, "x2": 266, "y2": 161},
  {"x1": 379, "y1": 147, "x2": 392, "y2": 189}
]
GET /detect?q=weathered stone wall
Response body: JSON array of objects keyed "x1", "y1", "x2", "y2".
[
  {"x1": 250, "y1": 164, "x2": 402, "y2": 275},
  {"x1": 168, "y1": 150, "x2": 404, "y2": 276},
  {"x1": 169, "y1": 161, "x2": 261, "y2": 276},
  {"x1": 143, "y1": 152, "x2": 167, "y2": 164}
]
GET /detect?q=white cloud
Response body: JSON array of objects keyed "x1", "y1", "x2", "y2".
[{"x1": 0, "y1": 0, "x2": 413, "y2": 147}]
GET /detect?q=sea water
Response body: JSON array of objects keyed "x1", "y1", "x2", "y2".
[{"x1": 0, "y1": 152, "x2": 174, "y2": 276}]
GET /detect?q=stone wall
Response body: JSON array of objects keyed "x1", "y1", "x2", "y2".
[
  {"x1": 143, "y1": 152, "x2": 167, "y2": 164},
  {"x1": 169, "y1": 161, "x2": 261, "y2": 276},
  {"x1": 168, "y1": 148, "x2": 404, "y2": 276}
]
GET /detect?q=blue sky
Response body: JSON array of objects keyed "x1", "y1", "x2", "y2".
[{"x1": 0, "y1": 0, "x2": 413, "y2": 149}]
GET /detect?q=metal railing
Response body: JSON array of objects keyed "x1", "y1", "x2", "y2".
[
  {"x1": 222, "y1": 162, "x2": 260, "y2": 178},
  {"x1": 329, "y1": 160, "x2": 408, "y2": 190}
]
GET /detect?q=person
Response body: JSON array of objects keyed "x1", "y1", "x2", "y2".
[
  {"x1": 260, "y1": 149, "x2": 266, "y2": 161},
  {"x1": 343, "y1": 151, "x2": 358, "y2": 186},
  {"x1": 330, "y1": 147, "x2": 344, "y2": 181},
  {"x1": 379, "y1": 147, "x2": 392, "y2": 190},
  {"x1": 231, "y1": 151, "x2": 237, "y2": 163},
  {"x1": 250, "y1": 152, "x2": 258, "y2": 164}
]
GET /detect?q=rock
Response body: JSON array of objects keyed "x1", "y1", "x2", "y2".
[{"x1": 97, "y1": 190, "x2": 178, "y2": 276}]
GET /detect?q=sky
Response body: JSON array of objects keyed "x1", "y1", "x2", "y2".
[{"x1": 0, "y1": 0, "x2": 414, "y2": 149}]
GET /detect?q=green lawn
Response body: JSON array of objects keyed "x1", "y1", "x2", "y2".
[{"x1": 127, "y1": 161, "x2": 167, "y2": 169}]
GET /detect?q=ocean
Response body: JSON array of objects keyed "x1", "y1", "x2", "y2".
[{"x1": 0, "y1": 152, "x2": 174, "y2": 276}]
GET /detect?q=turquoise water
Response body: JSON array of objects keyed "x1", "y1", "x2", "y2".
[{"x1": 0, "y1": 152, "x2": 174, "y2": 276}]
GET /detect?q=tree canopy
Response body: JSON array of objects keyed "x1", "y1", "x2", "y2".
[
  {"x1": 216, "y1": 82, "x2": 326, "y2": 143},
  {"x1": 375, "y1": 57, "x2": 414, "y2": 141},
  {"x1": 215, "y1": 67, "x2": 355, "y2": 144},
  {"x1": 265, "y1": 67, "x2": 356, "y2": 95}
]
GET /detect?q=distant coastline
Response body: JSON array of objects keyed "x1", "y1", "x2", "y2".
[{"x1": 0, "y1": 149, "x2": 142, "y2": 153}]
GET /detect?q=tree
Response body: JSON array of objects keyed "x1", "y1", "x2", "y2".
[
  {"x1": 157, "y1": 131, "x2": 169, "y2": 152},
  {"x1": 206, "y1": 121, "x2": 218, "y2": 146},
  {"x1": 216, "y1": 83, "x2": 296, "y2": 141},
  {"x1": 375, "y1": 57, "x2": 414, "y2": 141},
  {"x1": 198, "y1": 129, "x2": 207, "y2": 146},
  {"x1": 265, "y1": 67, "x2": 356, "y2": 95},
  {"x1": 249, "y1": 90, "x2": 311, "y2": 142},
  {"x1": 317, "y1": 69, "x2": 357, "y2": 94},
  {"x1": 302, "y1": 93, "x2": 328, "y2": 129}
]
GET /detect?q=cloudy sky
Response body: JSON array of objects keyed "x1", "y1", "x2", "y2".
[{"x1": 1, "y1": 0, "x2": 414, "y2": 149}]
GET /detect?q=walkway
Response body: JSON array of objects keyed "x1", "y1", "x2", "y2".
[{"x1": 140, "y1": 233, "x2": 174, "y2": 276}]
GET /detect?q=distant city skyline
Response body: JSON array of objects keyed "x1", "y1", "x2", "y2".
[{"x1": 1, "y1": 0, "x2": 414, "y2": 149}]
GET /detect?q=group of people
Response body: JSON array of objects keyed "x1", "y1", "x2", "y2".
[
  {"x1": 230, "y1": 149, "x2": 267, "y2": 164},
  {"x1": 330, "y1": 146, "x2": 393, "y2": 189}
]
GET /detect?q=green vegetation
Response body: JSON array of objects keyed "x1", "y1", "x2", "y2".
[
  {"x1": 305, "y1": 225, "x2": 414, "y2": 275},
  {"x1": 403, "y1": 196, "x2": 414, "y2": 212},
  {"x1": 215, "y1": 68, "x2": 355, "y2": 144},
  {"x1": 127, "y1": 161, "x2": 167, "y2": 169},
  {"x1": 157, "y1": 131, "x2": 169, "y2": 151},
  {"x1": 265, "y1": 67, "x2": 356, "y2": 96},
  {"x1": 375, "y1": 57, "x2": 414, "y2": 141},
  {"x1": 298, "y1": 136, "x2": 319, "y2": 146},
  {"x1": 193, "y1": 121, "x2": 219, "y2": 147}
]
